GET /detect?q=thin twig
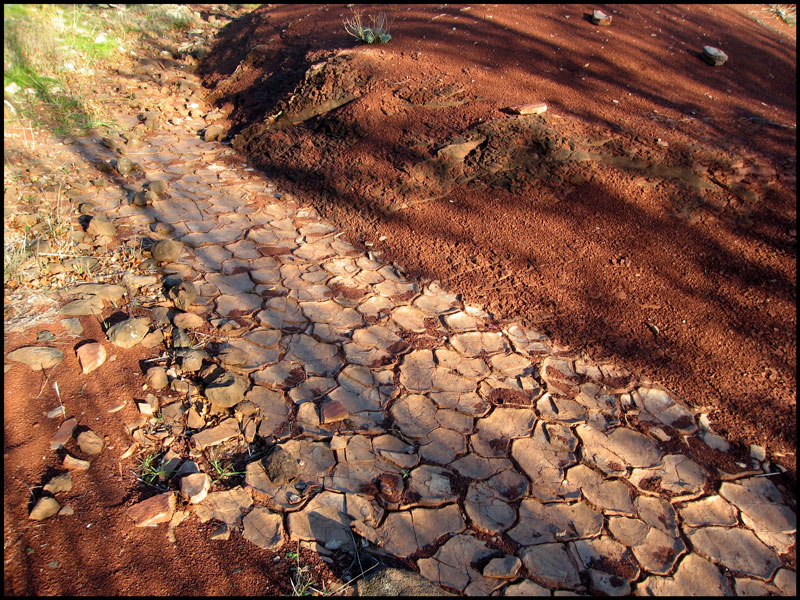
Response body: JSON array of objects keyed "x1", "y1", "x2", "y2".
[
  {"x1": 33, "y1": 368, "x2": 54, "y2": 400},
  {"x1": 326, "y1": 561, "x2": 380, "y2": 597}
]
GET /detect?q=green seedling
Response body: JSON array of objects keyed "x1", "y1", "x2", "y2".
[
  {"x1": 136, "y1": 451, "x2": 171, "y2": 485},
  {"x1": 208, "y1": 452, "x2": 246, "y2": 484}
]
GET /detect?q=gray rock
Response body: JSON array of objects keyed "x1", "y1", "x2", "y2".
[
  {"x1": 61, "y1": 318, "x2": 83, "y2": 336},
  {"x1": 106, "y1": 317, "x2": 150, "y2": 348},
  {"x1": 702, "y1": 46, "x2": 728, "y2": 66},
  {"x1": 483, "y1": 555, "x2": 522, "y2": 579},
  {"x1": 59, "y1": 296, "x2": 104, "y2": 316},
  {"x1": 169, "y1": 281, "x2": 198, "y2": 311},
  {"x1": 151, "y1": 239, "x2": 183, "y2": 263},
  {"x1": 173, "y1": 311, "x2": 204, "y2": 330},
  {"x1": 126, "y1": 492, "x2": 175, "y2": 527},
  {"x1": 193, "y1": 487, "x2": 252, "y2": 526},
  {"x1": 37, "y1": 330, "x2": 56, "y2": 342},
  {"x1": 147, "y1": 180, "x2": 168, "y2": 195},
  {"x1": 115, "y1": 156, "x2": 134, "y2": 176},
  {"x1": 63, "y1": 454, "x2": 90, "y2": 470},
  {"x1": 592, "y1": 9, "x2": 612, "y2": 26},
  {"x1": 180, "y1": 349, "x2": 207, "y2": 372},
  {"x1": 180, "y1": 472, "x2": 211, "y2": 503},
  {"x1": 61, "y1": 256, "x2": 99, "y2": 274},
  {"x1": 8, "y1": 346, "x2": 63, "y2": 371},
  {"x1": 203, "y1": 124, "x2": 225, "y2": 142},
  {"x1": 76, "y1": 342, "x2": 107, "y2": 374},
  {"x1": 519, "y1": 543, "x2": 582, "y2": 590},
  {"x1": 171, "y1": 326, "x2": 192, "y2": 349},
  {"x1": 417, "y1": 534, "x2": 495, "y2": 593},
  {"x1": 639, "y1": 552, "x2": 730, "y2": 595},
  {"x1": 205, "y1": 371, "x2": 248, "y2": 409}
]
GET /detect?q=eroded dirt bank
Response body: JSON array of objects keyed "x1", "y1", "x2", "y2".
[{"x1": 197, "y1": 4, "x2": 796, "y2": 476}]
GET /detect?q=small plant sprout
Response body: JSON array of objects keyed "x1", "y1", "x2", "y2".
[
  {"x1": 135, "y1": 450, "x2": 173, "y2": 486},
  {"x1": 208, "y1": 450, "x2": 245, "y2": 484},
  {"x1": 344, "y1": 9, "x2": 392, "y2": 44}
]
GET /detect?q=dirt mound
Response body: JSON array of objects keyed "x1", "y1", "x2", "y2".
[{"x1": 198, "y1": 4, "x2": 797, "y2": 477}]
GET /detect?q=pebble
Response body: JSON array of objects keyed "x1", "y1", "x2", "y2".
[
  {"x1": 63, "y1": 454, "x2": 91, "y2": 470},
  {"x1": 50, "y1": 418, "x2": 78, "y2": 450},
  {"x1": 29, "y1": 497, "x2": 60, "y2": 520},
  {"x1": 76, "y1": 342, "x2": 107, "y2": 374},
  {"x1": 86, "y1": 214, "x2": 116, "y2": 237},
  {"x1": 77, "y1": 429, "x2": 104, "y2": 455},
  {"x1": 592, "y1": 9, "x2": 612, "y2": 26},
  {"x1": 43, "y1": 473, "x2": 73, "y2": 494},
  {"x1": 702, "y1": 46, "x2": 728, "y2": 66}
]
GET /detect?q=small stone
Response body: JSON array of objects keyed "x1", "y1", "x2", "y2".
[
  {"x1": 132, "y1": 191, "x2": 150, "y2": 206},
  {"x1": 141, "y1": 329, "x2": 164, "y2": 348},
  {"x1": 148, "y1": 180, "x2": 168, "y2": 195},
  {"x1": 749, "y1": 444, "x2": 766, "y2": 461},
  {"x1": 205, "y1": 371, "x2": 249, "y2": 409},
  {"x1": 172, "y1": 311, "x2": 204, "y2": 329},
  {"x1": 210, "y1": 523, "x2": 230, "y2": 540},
  {"x1": 63, "y1": 454, "x2": 91, "y2": 470},
  {"x1": 180, "y1": 472, "x2": 211, "y2": 504},
  {"x1": 115, "y1": 156, "x2": 134, "y2": 176},
  {"x1": 8, "y1": 346, "x2": 64, "y2": 371},
  {"x1": 50, "y1": 417, "x2": 77, "y2": 450},
  {"x1": 592, "y1": 9, "x2": 612, "y2": 26},
  {"x1": 151, "y1": 239, "x2": 183, "y2": 263},
  {"x1": 146, "y1": 366, "x2": 168, "y2": 390},
  {"x1": 186, "y1": 408, "x2": 205, "y2": 429},
  {"x1": 43, "y1": 473, "x2": 72, "y2": 494},
  {"x1": 76, "y1": 342, "x2": 107, "y2": 374},
  {"x1": 106, "y1": 317, "x2": 150, "y2": 348},
  {"x1": 77, "y1": 429, "x2": 104, "y2": 455},
  {"x1": 29, "y1": 497, "x2": 60, "y2": 520},
  {"x1": 37, "y1": 330, "x2": 56, "y2": 342},
  {"x1": 86, "y1": 214, "x2": 116, "y2": 237},
  {"x1": 61, "y1": 318, "x2": 83, "y2": 336},
  {"x1": 180, "y1": 349, "x2": 207, "y2": 372},
  {"x1": 126, "y1": 492, "x2": 175, "y2": 527},
  {"x1": 702, "y1": 46, "x2": 728, "y2": 66},
  {"x1": 58, "y1": 505, "x2": 74, "y2": 516},
  {"x1": 508, "y1": 102, "x2": 547, "y2": 115},
  {"x1": 204, "y1": 124, "x2": 225, "y2": 142}
]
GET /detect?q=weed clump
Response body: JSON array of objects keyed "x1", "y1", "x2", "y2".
[{"x1": 343, "y1": 9, "x2": 392, "y2": 44}]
